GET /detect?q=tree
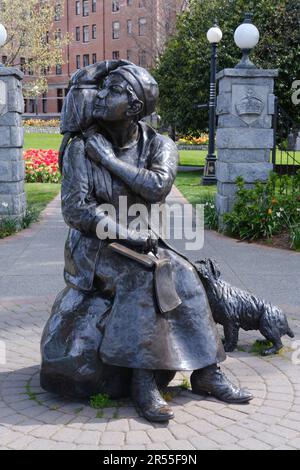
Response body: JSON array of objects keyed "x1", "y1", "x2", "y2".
[
  {"x1": 154, "y1": 0, "x2": 300, "y2": 134},
  {"x1": 0, "y1": 0, "x2": 69, "y2": 96}
]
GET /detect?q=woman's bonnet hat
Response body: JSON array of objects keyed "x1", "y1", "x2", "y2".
[{"x1": 110, "y1": 64, "x2": 159, "y2": 118}]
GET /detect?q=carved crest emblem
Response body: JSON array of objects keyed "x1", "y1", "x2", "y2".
[
  {"x1": 235, "y1": 88, "x2": 264, "y2": 124},
  {"x1": 0, "y1": 81, "x2": 7, "y2": 116}
]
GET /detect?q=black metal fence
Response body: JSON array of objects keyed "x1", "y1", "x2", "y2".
[{"x1": 272, "y1": 98, "x2": 300, "y2": 177}]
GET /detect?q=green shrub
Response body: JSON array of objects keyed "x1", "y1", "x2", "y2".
[
  {"x1": 21, "y1": 206, "x2": 39, "y2": 229},
  {"x1": 290, "y1": 226, "x2": 300, "y2": 251},
  {"x1": 0, "y1": 217, "x2": 17, "y2": 239},
  {"x1": 198, "y1": 195, "x2": 218, "y2": 230},
  {"x1": 0, "y1": 205, "x2": 40, "y2": 238},
  {"x1": 223, "y1": 173, "x2": 300, "y2": 243}
]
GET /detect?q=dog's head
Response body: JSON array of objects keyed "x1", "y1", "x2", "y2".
[
  {"x1": 267, "y1": 305, "x2": 295, "y2": 339},
  {"x1": 195, "y1": 259, "x2": 221, "y2": 282}
]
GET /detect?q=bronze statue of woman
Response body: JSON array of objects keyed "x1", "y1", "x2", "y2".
[{"x1": 41, "y1": 60, "x2": 252, "y2": 423}]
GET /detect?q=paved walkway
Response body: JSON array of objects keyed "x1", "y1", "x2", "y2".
[{"x1": 0, "y1": 189, "x2": 300, "y2": 450}]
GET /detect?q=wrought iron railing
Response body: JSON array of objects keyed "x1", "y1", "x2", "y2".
[{"x1": 272, "y1": 98, "x2": 300, "y2": 177}]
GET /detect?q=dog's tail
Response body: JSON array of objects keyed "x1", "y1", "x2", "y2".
[{"x1": 287, "y1": 327, "x2": 295, "y2": 339}]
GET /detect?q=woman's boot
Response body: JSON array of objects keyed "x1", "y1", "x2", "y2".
[
  {"x1": 131, "y1": 369, "x2": 174, "y2": 422},
  {"x1": 191, "y1": 365, "x2": 253, "y2": 404}
]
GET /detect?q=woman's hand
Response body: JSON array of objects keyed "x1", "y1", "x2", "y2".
[
  {"x1": 126, "y1": 229, "x2": 158, "y2": 255},
  {"x1": 86, "y1": 134, "x2": 115, "y2": 166}
]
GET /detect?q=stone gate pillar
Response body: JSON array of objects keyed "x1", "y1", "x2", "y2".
[
  {"x1": 0, "y1": 66, "x2": 25, "y2": 225},
  {"x1": 216, "y1": 68, "x2": 278, "y2": 221}
]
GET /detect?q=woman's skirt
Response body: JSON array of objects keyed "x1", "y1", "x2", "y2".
[
  {"x1": 95, "y1": 243, "x2": 225, "y2": 371},
  {"x1": 40, "y1": 243, "x2": 226, "y2": 398}
]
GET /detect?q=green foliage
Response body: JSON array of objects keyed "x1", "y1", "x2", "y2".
[
  {"x1": 290, "y1": 226, "x2": 300, "y2": 251},
  {"x1": 89, "y1": 394, "x2": 117, "y2": 410},
  {"x1": 155, "y1": 0, "x2": 300, "y2": 133},
  {"x1": 0, "y1": 206, "x2": 39, "y2": 239},
  {"x1": 223, "y1": 172, "x2": 300, "y2": 244},
  {"x1": 180, "y1": 377, "x2": 191, "y2": 390},
  {"x1": 21, "y1": 206, "x2": 39, "y2": 229},
  {"x1": 202, "y1": 196, "x2": 219, "y2": 230},
  {"x1": 0, "y1": 217, "x2": 18, "y2": 239},
  {"x1": 250, "y1": 340, "x2": 275, "y2": 355}
]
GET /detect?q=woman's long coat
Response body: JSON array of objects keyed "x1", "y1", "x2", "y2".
[{"x1": 41, "y1": 122, "x2": 225, "y2": 397}]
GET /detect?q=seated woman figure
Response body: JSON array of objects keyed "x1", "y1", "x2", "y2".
[{"x1": 41, "y1": 60, "x2": 253, "y2": 423}]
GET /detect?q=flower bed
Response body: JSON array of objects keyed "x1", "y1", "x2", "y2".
[
  {"x1": 24, "y1": 119, "x2": 60, "y2": 128},
  {"x1": 24, "y1": 149, "x2": 61, "y2": 184},
  {"x1": 177, "y1": 134, "x2": 209, "y2": 146}
]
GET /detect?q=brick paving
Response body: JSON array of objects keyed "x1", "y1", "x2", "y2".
[{"x1": 0, "y1": 193, "x2": 300, "y2": 450}]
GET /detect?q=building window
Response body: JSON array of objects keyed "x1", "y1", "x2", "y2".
[
  {"x1": 2, "y1": 55, "x2": 7, "y2": 65},
  {"x1": 54, "y1": 2, "x2": 61, "y2": 21},
  {"x1": 112, "y1": 51, "x2": 120, "y2": 60},
  {"x1": 92, "y1": 24, "x2": 96, "y2": 39},
  {"x1": 20, "y1": 57, "x2": 26, "y2": 73},
  {"x1": 28, "y1": 59, "x2": 34, "y2": 76},
  {"x1": 139, "y1": 50, "x2": 147, "y2": 67},
  {"x1": 139, "y1": 0, "x2": 145, "y2": 7},
  {"x1": 76, "y1": 27, "x2": 80, "y2": 41},
  {"x1": 76, "y1": 55, "x2": 81, "y2": 69},
  {"x1": 139, "y1": 18, "x2": 147, "y2": 36},
  {"x1": 92, "y1": 53, "x2": 97, "y2": 64},
  {"x1": 83, "y1": 25, "x2": 89, "y2": 43},
  {"x1": 76, "y1": 1, "x2": 80, "y2": 15},
  {"x1": 127, "y1": 19, "x2": 132, "y2": 36},
  {"x1": 55, "y1": 29, "x2": 62, "y2": 41},
  {"x1": 56, "y1": 64, "x2": 62, "y2": 75},
  {"x1": 112, "y1": 21, "x2": 120, "y2": 39},
  {"x1": 29, "y1": 99, "x2": 35, "y2": 114},
  {"x1": 83, "y1": 0, "x2": 89, "y2": 17},
  {"x1": 42, "y1": 93, "x2": 47, "y2": 114},
  {"x1": 92, "y1": 0, "x2": 97, "y2": 13},
  {"x1": 83, "y1": 54, "x2": 90, "y2": 67},
  {"x1": 127, "y1": 50, "x2": 133, "y2": 61},
  {"x1": 112, "y1": 1, "x2": 120, "y2": 12},
  {"x1": 127, "y1": 0, "x2": 133, "y2": 6},
  {"x1": 57, "y1": 89, "x2": 64, "y2": 113}
]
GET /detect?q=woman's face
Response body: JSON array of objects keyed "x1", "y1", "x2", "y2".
[{"x1": 93, "y1": 73, "x2": 134, "y2": 122}]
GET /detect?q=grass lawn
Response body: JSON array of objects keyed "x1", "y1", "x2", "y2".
[
  {"x1": 175, "y1": 171, "x2": 216, "y2": 206},
  {"x1": 178, "y1": 150, "x2": 300, "y2": 167},
  {"x1": 26, "y1": 183, "x2": 61, "y2": 215},
  {"x1": 24, "y1": 133, "x2": 62, "y2": 151},
  {"x1": 178, "y1": 150, "x2": 207, "y2": 166},
  {"x1": 24, "y1": 133, "x2": 300, "y2": 167},
  {"x1": 0, "y1": 183, "x2": 61, "y2": 239}
]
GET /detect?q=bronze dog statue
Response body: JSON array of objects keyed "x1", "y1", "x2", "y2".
[{"x1": 195, "y1": 259, "x2": 295, "y2": 356}]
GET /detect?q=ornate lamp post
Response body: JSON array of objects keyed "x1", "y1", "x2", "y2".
[
  {"x1": 234, "y1": 13, "x2": 260, "y2": 69},
  {"x1": 33, "y1": 85, "x2": 40, "y2": 116},
  {"x1": 202, "y1": 23, "x2": 223, "y2": 186},
  {"x1": 0, "y1": 24, "x2": 7, "y2": 67}
]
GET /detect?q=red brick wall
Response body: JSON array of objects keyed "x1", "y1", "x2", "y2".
[{"x1": 24, "y1": 0, "x2": 183, "y2": 116}]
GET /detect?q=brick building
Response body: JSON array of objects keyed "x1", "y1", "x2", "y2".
[{"x1": 24, "y1": 0, "x2": 185, "y2": 116}]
